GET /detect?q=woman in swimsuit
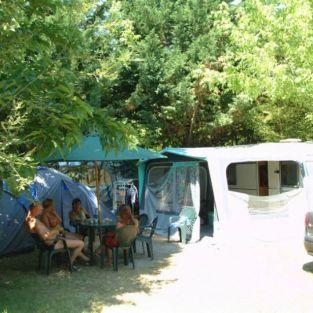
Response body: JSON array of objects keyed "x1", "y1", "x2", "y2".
[
  {"x1": 101, "y1": 204, "x2": 139, "y2": 266},
  {"x1": 25, "y1": 202, "x2": 89, "y2": 266},
  {"x1": 41, "y1": 198, "x2": 80, "y2": 240}
]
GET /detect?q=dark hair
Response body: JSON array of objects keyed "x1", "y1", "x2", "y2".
[
  {"x1": 42, "y1": 198, "x2": 54, "y2": 209},
  {"x1": 72, "y1": 198, "x2": 81, "y2": 209}
]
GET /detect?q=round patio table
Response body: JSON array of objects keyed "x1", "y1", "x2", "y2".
[{"x1": 77, "y1": 219, "x2": 116, "y2": 265}]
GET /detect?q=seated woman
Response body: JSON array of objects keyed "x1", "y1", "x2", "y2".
[
  {"x1": 69, "y1": 198, "x2": 90, "y2": 237},
  {"x1": 69, "y1": 198, "x2": 90, "y2": 224},
  {"x1": 101, "y1": 204, "x2": 139, "y2": 266},
  {"x1": 41, "y1": 198, "x2": 79, "y2": 240},
  {"x1": 25, "y1": 202, "x2": 89, "y2": 266}
]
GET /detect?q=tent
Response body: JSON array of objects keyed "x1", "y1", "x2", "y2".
[
  {"x1": 140, "y1": 142, "x2": 313, "y2": 242},
  {"x1": 0, "y1": 167, "x2": 108, "y2": 256},
  {"x1": 31, "y1": 167, "x2": 115, "y2": 231},
  {"x1": 0, "y1": 191, "x2": 33, "y2": 256},
  {"x1": 45, "y1": 134, "x2": 163, "y2": 162},
  {"x1": 45, "y1": 134, "x2": 164, "y2": 221},
  {"x1": 139, "y1": 158, "x2": 204, "y2": 242}
]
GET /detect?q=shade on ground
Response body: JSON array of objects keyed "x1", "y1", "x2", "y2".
[{"x1": 45, "y1": 134, "x2": 164, "y2": 162}]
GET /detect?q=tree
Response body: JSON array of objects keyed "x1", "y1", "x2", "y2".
[
  {"x1": 99, "y1": 0, "x2": 232, "y2": 148},
  {"x1": 106, "y1": 0, "x2": 313, "y2": 147},
  {"x1": 0, "y1": 0, "x2": 135, "y2": 192},
  {"x1": 205, "y1": 0, "x2": 313, "y2": 143}
]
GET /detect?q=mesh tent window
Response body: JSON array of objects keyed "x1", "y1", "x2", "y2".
[{"x1": 144, "y1": 161, "x2": 200, "y2": 218}]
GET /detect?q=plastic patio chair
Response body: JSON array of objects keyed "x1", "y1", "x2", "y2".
[
  {"x1": 112, "y1": 241, "x2": 136, "y2": 271},
  {"x1": 138, "y1": 214, "x2": 149, "y2": 234},
  {"x1": 100, "y1": 226, "x2": 137, "y2": 271},
  {"x1": 135, "y1": 216, "x2": 158, "y2": 260},
  {"x1": 100, "y1": 241, "x2": 136, "y2": 271},
  {"x1": 30, "y1": 233, "x2": 73, "y2": 275},
  {"x1": 133, "y1": 214, "x2": 149, "y2": 253},
  {"x1": 167, "y1": 206, "x2": 198, "y2": 244}
]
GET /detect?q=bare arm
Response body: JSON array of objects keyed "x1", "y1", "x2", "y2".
[
  {"x1": 82, "y1": 207, "x2": 90, "y2": 218},
  {"x1": 53, "y1": 211, "x2": 62, "y2": 224},
  {"x1": 129, "y1": 212, "x2": 138, "y2": 228},
  {"x1": 43, "y1": 229, "x2": 59, "y2": 240},
  {"x1": 116, "y1": 221, "x2": 124, "y2": 229},
  {"x1": 35, "y1": 220, "x2": 59, "y2": 240},
  {"x1": 132, "y1": 217, "x2": 139, "y2": 228}
]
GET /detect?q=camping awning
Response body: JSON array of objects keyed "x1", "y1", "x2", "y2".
[{"x1": 45, "y1": 134, "x2": 164, "y2": 162}]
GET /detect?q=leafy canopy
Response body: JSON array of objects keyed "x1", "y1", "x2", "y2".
[{"x1": 0, "y1": 0, "x2": 136, "y2": 192}]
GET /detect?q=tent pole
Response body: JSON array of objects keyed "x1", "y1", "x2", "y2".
[
  {"x1": 94, "y1": 161, "x2": 102, "y2": 224},
  {"x1": 60, "y1": 181, "x2": 64, "y2": 225}
]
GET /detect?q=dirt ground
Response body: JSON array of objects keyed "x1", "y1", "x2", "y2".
[
  {"x1": 1, "y1": 234, "x2": 313, "y2": 313},
  {"x1": 104, "y1": 235, "x2": 313, "y2": 313}
]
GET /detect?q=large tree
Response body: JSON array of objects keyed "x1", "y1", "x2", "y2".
[
  {"x1": 202, "y1": 0, "x2": 313, "y2": 143},
  {"x1": 0, "y1": 0, "x2": 135, "y2": 191},
  {"x1": 98, "y1": 0, "x2": 232, "y2": 148},
  {"x1": 104, "y1": 0, "x2": 313, "y2": 147}
]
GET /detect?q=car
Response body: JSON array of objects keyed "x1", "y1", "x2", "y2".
[{"x1": 304, "y1": 212, "x2": 313, "y2": 255}]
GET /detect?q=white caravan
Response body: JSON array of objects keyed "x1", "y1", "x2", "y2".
[{"x1": 140, "y1": 142, "x2": 313, "y2": 243}]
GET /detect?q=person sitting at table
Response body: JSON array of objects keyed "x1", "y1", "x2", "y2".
[
  {"x1": 41, "y1": 198, "x2": 80, "y2": 240},
  {"x1": 69, "y1": 198, "x2": 90, "y2": 238},
  {"x1": 25, "y1": 202, "x2": 89, "y2": 267},
  {"x1": 69, "y1": 198, "x2": 90, "y2": 224},
  {"x1": 101, "y1": 204, "x2": 139, "y2": 266}
]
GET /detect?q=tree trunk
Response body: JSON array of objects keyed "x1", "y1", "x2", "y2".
[{"x1": 187, "y1": 81, "x2": 203, "y2": 146}]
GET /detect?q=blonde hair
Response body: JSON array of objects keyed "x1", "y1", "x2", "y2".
[{"x1": 25, "y1": 202, "x2": 41, "y2": 229}]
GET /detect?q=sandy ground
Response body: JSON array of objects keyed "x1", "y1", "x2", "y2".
[{"x1": 101, "y1": 235, "x2": 313, "y2": 313}]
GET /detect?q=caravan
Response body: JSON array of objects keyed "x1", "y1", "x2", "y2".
[{"x1": 139, "y1": 142, "x2": 313, "y2": 243}]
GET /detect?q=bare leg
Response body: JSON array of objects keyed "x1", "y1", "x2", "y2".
[
  {"x1": 56, "y1": 239, "x2": 89, "y2": 264},
  {"x1": 65, "y1": 232, "x2": 82, "y2": 240}
]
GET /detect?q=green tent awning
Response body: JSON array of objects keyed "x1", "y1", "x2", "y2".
[{"x1": 45, "y1": 134, "x2": 164, "y2": 162}]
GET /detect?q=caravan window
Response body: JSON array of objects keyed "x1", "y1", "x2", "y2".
[
  {"x1": 226, "y1": 164, "x2": 237, "y2": 185},
  {"x1": 281, "y1": 161, "x2": 299, "y2": 187}
]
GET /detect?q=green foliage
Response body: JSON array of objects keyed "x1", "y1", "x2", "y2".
[
  {"x1": 0, "y1": 0, "x2": 136, "y2": 192},
  {"x1": 103, "y1": 0, "x2": 313, "y2": 147},
  {"x1": 206, "y1": 0, "x2": 313, "y2": 142},
  {"x1": 100, "y1": 0, "x2": 229, "y2": 148},
  {"x1": 2, "y1": 0, "x2": 313, "y2": 192}
]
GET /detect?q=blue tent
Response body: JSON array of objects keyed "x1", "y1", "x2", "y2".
[
  {"x1": 0, "y1": 191, "x2": 33, "y2": 256},
  {"x1": 0, "y1": 167, "x2": 114, "y2": 256},
  {"x1": 31, "y1": 167, "x2": 115, "y2": 231}
]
